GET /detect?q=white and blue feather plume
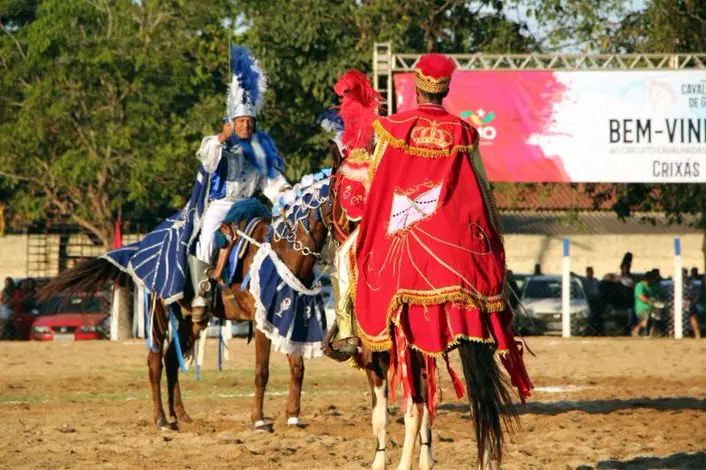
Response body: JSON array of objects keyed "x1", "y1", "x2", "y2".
[
  {"x1": 317, "y1": 109, "x2": 345, "y2": 152},
  {"x1": 227, "y1": 46, "x2": 268, "y2": 119},
  {"x1": 317, "y1": 109, "x2": 344, "y2": 134}
]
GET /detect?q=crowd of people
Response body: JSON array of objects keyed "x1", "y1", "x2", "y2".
[{"x1": 508, "y1": 252, "x2": 704, "y2": 338}]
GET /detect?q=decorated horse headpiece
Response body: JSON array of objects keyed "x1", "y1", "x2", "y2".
[{"x1": 226, "y1": 46, "x2": 268, "y2": 120}]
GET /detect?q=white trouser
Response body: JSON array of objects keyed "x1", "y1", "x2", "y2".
[{"x1": 195, "y1": 199, "x2": 234, "y2": 264}]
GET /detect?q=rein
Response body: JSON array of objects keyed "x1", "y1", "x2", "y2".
[{"x1": 271, "y1": 181, "x2": 334, "y2": 259}]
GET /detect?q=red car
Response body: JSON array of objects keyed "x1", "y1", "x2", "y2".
[{"x1": 30, "y1": 292, "x2": 110, "y2": 341}]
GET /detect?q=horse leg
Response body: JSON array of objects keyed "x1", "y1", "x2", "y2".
[
  {"x1": 285, "y1": 354, "x2": 305, "y2": 426},
  {"x1": 418, "y1": 406, "x2": 433, "y2": 470},
  {"x1": 365, "y1": 351, "x2": 388, "y2": 470},
  {"x1": 166, "y1": 316, "x2": 198, "y2": 423},
  {"x1": 398, "y1": 350, "x2": 427, "y2": 470},
  {"x1": 147, "y1": 304, "x2": 175, "y2": 431},
  {"x1": 251, "y1": 329, "x2": 272, "y2": 431}
]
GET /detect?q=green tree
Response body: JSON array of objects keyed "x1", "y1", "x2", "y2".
[
  {"x1": 2, "y1": 0, "x2": 539, "y2": 245},
  {"x1": 236, "y1": 0, "x2": 538, "y2": 181},
  {"x1": 0, "y1": 0, "x2": 235, "y2": 247}
]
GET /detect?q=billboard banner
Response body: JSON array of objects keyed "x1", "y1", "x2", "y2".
[{"x1": 394, "y1": 71, "x2": 706, "y2": 182}]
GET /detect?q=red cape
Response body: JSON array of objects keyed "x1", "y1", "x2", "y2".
[{"x1": 354, "y1": 104, "x2": 531, "y2": 400}]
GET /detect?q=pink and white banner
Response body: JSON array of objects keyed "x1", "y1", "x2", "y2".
[{"x1": 394, "y1": 71, "x2": 706, "y2": 182}]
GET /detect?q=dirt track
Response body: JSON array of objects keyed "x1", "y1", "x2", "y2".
[{"x1": 0, "y1": 337, "x2": 704, "y2": 469}]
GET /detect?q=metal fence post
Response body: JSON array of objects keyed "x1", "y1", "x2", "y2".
[
  {"x1": 674, "y1": 237, "x2": 683, "y2": 339},
  {"x1": 562, "y1": 238, "x2": 571, "y2": 338}
]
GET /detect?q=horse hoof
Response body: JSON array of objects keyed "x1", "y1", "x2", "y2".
[
  {"x1": 156, "y1": 416, "x2": 178, "y2": 432},
  {"x1": 252, "y1": 420, "x2": 274, "y2": 433},
  {"x1": 286, "y1": 417, "x2": 305, "y2": 428}
]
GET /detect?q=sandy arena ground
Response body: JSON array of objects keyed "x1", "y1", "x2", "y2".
[{"x1": 0, "y1": 337, "x2": 704, "y2": 469}]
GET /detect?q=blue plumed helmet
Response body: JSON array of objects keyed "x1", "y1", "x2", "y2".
[{"x1": 227, "y1": 46, "x2": 268, "y2": 120}]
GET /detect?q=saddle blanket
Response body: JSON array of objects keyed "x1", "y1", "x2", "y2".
[{"x1": 249, "y1": 243, "x2": 330, "y2": 358}]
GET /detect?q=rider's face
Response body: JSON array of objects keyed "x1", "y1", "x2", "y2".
[{"x1": 234, "y1": 117, "x2": 255, "y2": 139}]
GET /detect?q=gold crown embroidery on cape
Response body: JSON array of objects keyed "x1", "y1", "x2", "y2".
[{"x1": 410, "y1": 121, "x2": 453, "y2": 149}]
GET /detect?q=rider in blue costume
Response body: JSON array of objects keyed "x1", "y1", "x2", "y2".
[
  {"x1": 189, "y1": 47, "x2": 291, "y2": 323},
  {"x1": 102, "y1": 47, "x2": 291, "y2": 327}
]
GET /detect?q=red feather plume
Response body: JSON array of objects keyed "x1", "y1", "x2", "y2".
[{"x1": 334, "y1": 70, "x2": 381, "y2": 151}]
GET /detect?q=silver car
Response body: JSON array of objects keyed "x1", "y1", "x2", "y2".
[{"x1": 515, "y1": 275, "x2": 590, "y2": 335}]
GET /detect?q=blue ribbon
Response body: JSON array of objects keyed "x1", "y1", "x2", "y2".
[
  {"x1": 144, "y1": 289, "x2": 153, "y2": 351},
  {"x1": 169, "y1": 306, "x2": 188, "y2": 373}
]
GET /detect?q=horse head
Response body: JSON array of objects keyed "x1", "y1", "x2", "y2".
[{"x1": 268, "y1": 171, "x2": 333, "y2": 287}]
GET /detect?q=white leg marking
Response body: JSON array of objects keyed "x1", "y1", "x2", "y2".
[
  {"x1": 287, "y1": 416, "x2": 300, "y2": 426},
  {"x1": 371, "y1": 382, "x2": 387, "y2": 470},
  {"x1": 397, "y1": 401, "x2": 422, "y2": 470},
  {"x1": 478, "y1": 447, "x2": 497, "y2": 470},
  {"x1": 418, "y1": 406, "x2": 433, "y2": 470}
]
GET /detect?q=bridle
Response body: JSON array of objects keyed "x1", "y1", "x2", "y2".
[{"x1": 271, "y1": 180, "x2": 335, "y2": 260}]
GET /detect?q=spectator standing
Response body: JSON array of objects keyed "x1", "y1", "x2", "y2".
[
  {"x1": 1, "y1": 277, "x2": 15, "y2": 307},
  {"x1": 633, "y1": 270, "x2": 659, "y2": 337},
  {"x1": 0, "y1": 278, "x2": 15, "y2": 338},
  {"x1": 684, "y1": 268, "x2": 702, "y2": 339}
]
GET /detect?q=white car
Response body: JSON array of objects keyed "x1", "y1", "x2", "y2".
[
  {"x1": 516, "y1": 275, "x2": 590, "y2": 335},
  {"x1": 205, "y1": 318, "x2": 250, "y2": 338}
]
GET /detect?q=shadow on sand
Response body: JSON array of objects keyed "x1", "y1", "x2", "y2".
[
  {"x1": 576, "y1": 451, "x2": 706, "y2": 469},
  {"x1": 437, "y1": 396, "x2": 706, "y2": 416}
]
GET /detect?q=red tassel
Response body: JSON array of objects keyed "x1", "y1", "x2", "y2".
[
  {"x1": 425, "y1": 356, "x2": 439, "y2": 424},
  {"x1": 387, "y1": 338, "x2": 398, "y2": 403},
  {"x1": 500, "y1": 339, "x2": 534, "y2": 403},
  {"x1": 444, "y1": 354, "x2": 465, "y2": 400}
]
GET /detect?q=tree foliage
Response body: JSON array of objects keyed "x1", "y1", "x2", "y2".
[
  {"x1": 1, "y1": 0, "x2": 537, "y2": 246},
  {"x1": 0, "y1": 0, "x2": 235, "y2": 246},
  {"x1": 236, "y1": 0, "x2": 537, "y2": 181}
]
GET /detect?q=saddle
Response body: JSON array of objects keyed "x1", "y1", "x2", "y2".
[{"x1": 209, "y1": 217, "x2": 268, "y2": 318}]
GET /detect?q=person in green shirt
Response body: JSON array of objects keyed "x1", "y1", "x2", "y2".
[{"x1": 633, "y1": 270, "x2": 659, "y2": 337}]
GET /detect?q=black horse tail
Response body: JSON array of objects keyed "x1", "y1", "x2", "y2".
[
  {"x1": 458, "y1": 340, "x2": 518, "y2": 467},
  {"x1": 38, "y1": 257, "x2": 127, "y2": 301}
]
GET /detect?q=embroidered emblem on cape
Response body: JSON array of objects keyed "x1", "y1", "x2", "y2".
[
  {"x1": 410, "y1": 121, "x2": 453, "y2": 149},
  {"x1": 388, "y1": 183, "x2": 442, "y2": 235}
]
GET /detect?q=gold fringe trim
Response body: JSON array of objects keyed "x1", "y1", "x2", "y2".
[
  {"x1": 403, "y1": 332, "x2": 495, "y2": 358},
  {"x1": 387, "y1": 287, "x2": 507, "y2": 316},
  {"x1": 346, "y1": 148, "x2": 371, "y2": 165},
  {"x1": 356, "y1": 286, "x2": 508, "y2": 357},
  {"x1": 372, "y1": 120, "x2": 478, "y2": 159}
]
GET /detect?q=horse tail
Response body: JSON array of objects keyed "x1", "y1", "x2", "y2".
[
  {"x1": 458, "y1": 340, "x2": 518, "y2": 467},
  {"x1": 38, "y1": 258, "x2": 127, "y2": 300}
]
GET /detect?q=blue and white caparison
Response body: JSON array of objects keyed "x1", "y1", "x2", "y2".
[{"x1": 249, "y1": 170, "x2": 333, "y2": 358}]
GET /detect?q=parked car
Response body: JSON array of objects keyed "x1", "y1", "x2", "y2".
[
  {"x1": 516, "y1": 275, "x2": 590, "y2": 335},
  {"x1": 29, "y1": 291, "x2": 110, "y2": 341},
  {"x1": 205, "y1": 318, "x2": 250, "y2": 338}
]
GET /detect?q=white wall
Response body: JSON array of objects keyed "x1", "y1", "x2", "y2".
[
  {"x1": 0, "y1": 234, "x2": 28, "y2": 281},
  {"x1": 505, "y1": 233, "x2": 704, "y2": 278}
]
